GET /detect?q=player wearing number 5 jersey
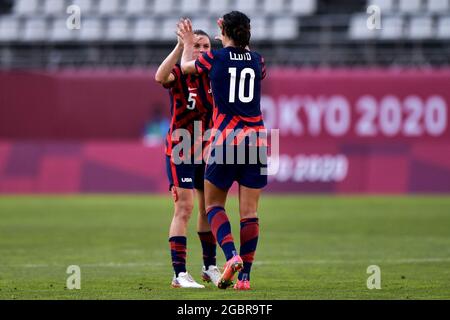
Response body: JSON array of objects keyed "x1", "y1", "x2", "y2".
[
  {"x1": 179, "y1": 11, "x2": 268, "y2": 290},
  {"x1": 155, "y1": 25, "x2": 221, "y2": 289}
]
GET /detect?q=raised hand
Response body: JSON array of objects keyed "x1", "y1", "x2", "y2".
[
  {"x1": 215, "y1": 18, "x2": 224, "y2": 42},
  {"x1": 177, "y1": 18, "x2": 194, "y2": 46},
  {"x1": 176, "y1": 18, "x2": 185, "y2": 46}
]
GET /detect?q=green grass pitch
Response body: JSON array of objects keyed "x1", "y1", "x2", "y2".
[{"x1": 1, "y1": 195, "x2": 449, "y2": 300}]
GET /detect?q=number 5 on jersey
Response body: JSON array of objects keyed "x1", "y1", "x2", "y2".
[
  {"x1": 229, "y1": 67, "x2": 255, "y2": 103},
  {"x1": 188, "y1": 92, "x2": 197, "y2": 110}
]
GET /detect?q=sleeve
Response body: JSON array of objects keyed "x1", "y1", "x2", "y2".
[
  {"x1": 195, "y1": 51, "x2": 215, "y2": 75},
  {"x1": 162, "y1": 64, "x2": 182, "y2": 89},
  {"x1": 260, "y1": 56, "x2": 267, "y2": 80}
]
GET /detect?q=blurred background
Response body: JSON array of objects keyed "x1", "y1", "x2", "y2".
[{"x1": 0, "y1": 0, "x2": 449, "y2": 194}]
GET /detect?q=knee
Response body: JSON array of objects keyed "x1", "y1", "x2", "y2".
[{"x1": 174, "y1": 202, "x2": 194, "y2": 222}]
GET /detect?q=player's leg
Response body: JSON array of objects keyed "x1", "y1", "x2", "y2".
[
  {"x1": 233, "y1": 149, "x2": 267, "y2": 290},
  {"x1": 204, "y1": 177, "x2": 243, "y2": 289},
  {"x1": 169, "y1": 185, "x2": 194, "y2": 239},
  {"x1": 169, "y1": 186, "x2": 206, "y2": 288},
  {"x1": 204, "y1": 179, "x2": 234, "y2": 259},
  {"x1": 166, "y1": 156, "x2": 204, "y2": 288},
  {"x1": 234, "y1": 184, "x2": 261, "y2": 290},
  {"x1": 195, "y1": 188, "x2": 221, "y2": 285}
]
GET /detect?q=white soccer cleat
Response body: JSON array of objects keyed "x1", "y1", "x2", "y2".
[
  {"x1": 171, "y1": 272, "x2": 205, "y2": 288},
  {"x1": 201, "y1": 265, "x2": 222, "y2": 287}
]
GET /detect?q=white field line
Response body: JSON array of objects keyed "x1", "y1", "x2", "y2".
[{"x1": 2, "y1": 257, "x2": 450, "y2": 269}]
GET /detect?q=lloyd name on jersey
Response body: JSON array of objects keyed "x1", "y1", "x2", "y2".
[{"x1": 229, "y1": 52, "x2": 252, "y2": 61}]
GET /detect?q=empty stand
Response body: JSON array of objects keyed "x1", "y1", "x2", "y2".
[
  {"x1": 14, "y1": 0, "x2": 40, "y2": 15},
  {"x1": 0, "y1": 0, "x2": 449, "y2": 68},
  {"x1": 0, "y1": 17, "x2": 21, "y2": 42},
  {"x1": 398, "y1": 0, "x2": 423, "y2": 14},
  {"x1": 125, "y1": 0, "x2": 149, "y2": 15},
  {"x1": 349, "y1": 14, "x2": 378, "y2": 39},
  {"x1": 107, "y1": 18, "x2": 130, "y2": 41},
  {"x1": 368, "y1": 0, "x2": 396, "y2": 13},
  {"x1": 408, "y1": 15, "x2": 434, "y2": 40},
  {"x1": 79, "y1": 18, "x2": 103, "y2": 41},
  {"x1": 22, "y1": 17, "x2": 47, "y2": 42},
  {"x1": 50, "y1": 17, "x2": 76, "y2": 41},
  {"x1": 98, "y1": 0, "x2": 122, "y2": 16},
  {"x1": 427, "y1": 0, "x2": 450, "y2": 13},
  {"x1": 133, "y1": 17, "x2": 157, "y2": 40},
  {"x1": 43, "y1": 0, "x2": 67, "y2": 16},
  {"x1": 271, "y1": 16, "x2": 299, "y2": 40}
]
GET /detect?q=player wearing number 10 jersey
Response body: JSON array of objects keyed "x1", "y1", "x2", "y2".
[
  {"x1": 196, "y1": 42, "x2": 267, "y2": 192},
  {"x1": 179, "y1": 11, "x2": 268, "y2": 290}
]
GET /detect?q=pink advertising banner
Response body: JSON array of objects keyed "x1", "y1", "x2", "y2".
[{"x1": 0, "y1": 69, "x2": 449, "y2": 193}]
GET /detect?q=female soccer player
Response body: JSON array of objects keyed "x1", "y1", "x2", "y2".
[
  {"x1": 155, "y1": 22, "x2": 221, "y2": 288},
  {"x1": 178, "y1": 12, "x2": 267, "y2": 290}
]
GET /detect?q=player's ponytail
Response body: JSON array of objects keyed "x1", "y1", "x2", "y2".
[{"x1": 222, "y1": 11, "x2": 251, "y2": 49}]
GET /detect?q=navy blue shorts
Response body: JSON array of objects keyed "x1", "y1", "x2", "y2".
[
  {"x1": 165, "y1": 155, "x2": 205, "y2": 190},
  {"x1": 205, "y1": 145, "x2": 268, "y2": 191}
]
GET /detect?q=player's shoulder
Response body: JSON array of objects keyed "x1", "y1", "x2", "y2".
[
  {"x1": 250, "y1": 50, "x2": 264, "y2": 62},
  {"x1": 204, "y1": 49, "x2": 221, "y2": 59}
]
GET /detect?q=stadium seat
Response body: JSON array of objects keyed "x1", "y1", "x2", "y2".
[
  {"x1": 398, "y1": 0, "x2": 422, "y2": 13},
  {"x1": 160, "y1": 16, "x2": 180, "y2": 40},
  {"x1": 191, "y1": 17, "x2": 212, "y2": 36},
  {"x1": 125, "y1": 0, "x2": 149, "y2": 15},
  {"x1": 407, "y1": 16, "x2": 434, "y2": 39},
  {"x1": 209, "y1": 17, "x2": 221, "y2": 34},
  {"x1": 152, "y1": 0, "x2": 175, "y2": 15},
  {"x1": 235, "y1": 0, "x2": 258, "y2": 15},
  {"x1": 249, "y1": 16, "x2": 269, "y2": 41},
  {"x1": 72, "y1": 0, "x2": 97, "y2": 14},
  {"x1": 50, "y1": 17, "x2": 76, "y2": 42},
  {"x1": 0, "y1": 17, "x2": 21, "y2": 42},
  {"x1": 407, "y1": 16, "x2": 433, "y2": 40},
  {"x1": 427, "y1": 0, "x2": 450, "y2": 13},
  {"x1": 132, "y1": 17, "x2": 157, "y2": 40},
  {"x1": 263, "y1": 0, "x2": 286, "y2": 15},
  {"x1": 22, "y1": 18, "x2": 47, "y2": 42},
  {"x1": 180, "y1": 0, "x2": 203, "y2": 15},
  {"x1": 367, "y1": 0, "x2": 396, "y2": 13},
  {"x1": 437, "y1": 16, "x2": 450, "y2": 38},
  {"x1": 379, "y1": 15, "x2": 404, "y2": 39},
  {"x1": 43, "y1": 0, "x2": 67, "y2": 16},
  {"x1": 79, "y1": 18, "x2": 104, "y2": 41},
  {"x1": 290, "y1": 0, "x2": 317, "y2": 16},
  {"x1": 107, "y1": 18, "x2": 130, "y2": 41},
  {"x1": 206, "y1": 0, "x2": 230, "y2": 15},
  {"x1": 349, "y1": 14, "x2": 378, "y2": 40},
  {"x1": 98, "y1": 0, "x2": 122, "y2": 16},
  {"x1": 14, "y1": 0, "x2": 40, "y2": 15},
  {"x1": 271, "y1": 16, "x2": 299, "y2": 40}
]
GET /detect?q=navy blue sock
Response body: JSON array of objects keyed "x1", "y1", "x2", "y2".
[
  {"x1": 207, "y1": 206, "x2": 237, "y2": 261},
  {"x1": 198, "y1": 231, "x2": 217, "y2": 268},
  {"x1": 169, "y1": 236, "x2": 187, "y2": 277},
  {"x1": 238, "y1": 218, "x2": 259, "y2": 281}
]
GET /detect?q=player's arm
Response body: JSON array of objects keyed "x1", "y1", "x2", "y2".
[
  {"x1": 178, "y1": 19, "x2": 198, "y2": 75},
  {"x1": 155, "y1": 27, "x2": 184, "y2": 85},
  {"x1": 261, "y1": 56, "x2": 267, "y2": 80}
]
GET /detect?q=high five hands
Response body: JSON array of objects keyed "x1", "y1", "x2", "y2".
[
  {"x1": 176, "y1": 18, "x2": 194, "y2": 46},
  {"x1": 176, "y1": 18, "x2": 225, "y2": 44}
]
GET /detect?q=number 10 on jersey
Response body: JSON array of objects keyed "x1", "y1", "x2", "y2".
[{"x1": 229, "y1": 67, "x2": 255, "y2": 103}]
